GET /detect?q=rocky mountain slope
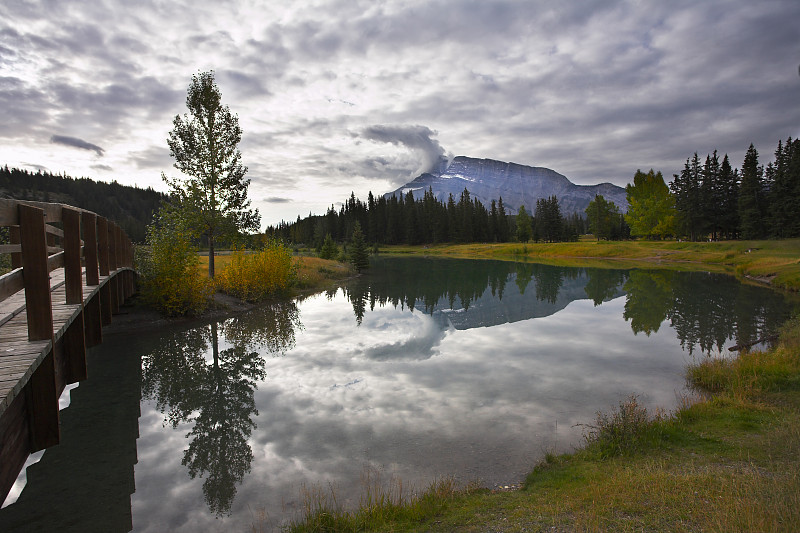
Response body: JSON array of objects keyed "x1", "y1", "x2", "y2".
[{"x1": 386, "y1": 156, "x2": 627, "y2": 215}]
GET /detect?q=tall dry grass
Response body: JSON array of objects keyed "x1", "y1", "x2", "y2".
[{"x1": 216, "y1": 242, "x2": 298, "y2": 301}]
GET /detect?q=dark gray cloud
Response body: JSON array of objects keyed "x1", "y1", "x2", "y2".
[
  {"x1": 263, "y1": 197, "x2": 291, "y2": 204},
  {"x1": 1, "y1": 0, "x2": 799, "y2": 226},
  {"x1": 360, "y1": 124, "x2": 451, "y2": 176},
  {"x1": 50, "y1": 135, "x2": 105, "y2": 156}
]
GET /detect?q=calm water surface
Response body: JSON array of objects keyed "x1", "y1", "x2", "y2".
[{"x1": 1, "y1": 258, "x2": 796, "y2": 532}]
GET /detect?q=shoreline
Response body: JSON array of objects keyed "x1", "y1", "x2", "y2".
[{"x1": 376, "y1": 238, "x2": 800, "y2": 292}]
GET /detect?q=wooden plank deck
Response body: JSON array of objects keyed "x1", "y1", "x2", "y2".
[{"x1": 0, "y1": 267, "x2": 122, "y2": 418}]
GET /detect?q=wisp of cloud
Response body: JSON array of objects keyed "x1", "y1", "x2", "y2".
[{"x1": 50, "y1": 135, "x2": 105, "y2": 157}]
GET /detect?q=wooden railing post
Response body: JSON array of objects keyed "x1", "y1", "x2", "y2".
[
  {"x1": 97, "y1": 217, "x2": 109, "y2": 277},
  {"x1": 81, "y1": 211, "x2": 102, "y2": 347},
  {"x1": 18, "y1": 204, "x2": 60, "y2": 451},
  {"x1": 19, "y1": 205, "x2": 54, "y2": 341},
  {"x1": 63, "y1": 208, "x2": 83, "y2": 305},
  {"x1": 108, "y1": 223, "x2": 118, "y2": 272},
  {"x1": 113, "y1": 225, "x2": 124, "y2": 304},
  {"x1": 97, "y1": 217, "x2": 112, "y2": 325},
  {"x1": 107, "y1": 223, "x2": 119, "y2": 314},
  {"x1": 82, "y1": 211, "x2": 99, "y2": 286}
]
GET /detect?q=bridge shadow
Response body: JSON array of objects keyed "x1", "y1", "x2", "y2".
[{"x1": 0, "y1": 331, "x2": 142, "y2": 532}]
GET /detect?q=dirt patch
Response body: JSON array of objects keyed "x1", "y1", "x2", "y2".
[
  {"x1": 745, "y1": 274, "x2": 777, "y2": 285},
  {"x1": 102, "y1": 291, "x2": 257, "y2": 337}
]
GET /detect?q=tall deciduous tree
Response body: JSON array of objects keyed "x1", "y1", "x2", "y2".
[
  {"x1": 165, "y1": 71, "x2": 261, "y2": 278},
  {"x1": 624, "y1": 169, "x2": 675, "y2": 239},
  {"x1": 586, "y1": 194, "x2": 622, "y2": 240},
  {"x1": 515, "y1": 205, "x2": 532, "y2": 242}
]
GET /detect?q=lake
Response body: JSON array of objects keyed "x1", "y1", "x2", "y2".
[{"x1": 0, "y1": 257, "x2": 796, "y2": 532}]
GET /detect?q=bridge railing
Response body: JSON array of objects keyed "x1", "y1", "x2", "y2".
[{"x1": 0, "y1": 199, "x2": 136, "y2": 504}]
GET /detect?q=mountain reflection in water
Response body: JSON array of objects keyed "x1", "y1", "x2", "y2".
[{"x1": 344, "y1": 258, "x2": 794, "y2": 356}]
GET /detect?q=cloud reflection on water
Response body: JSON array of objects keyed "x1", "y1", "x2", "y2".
[{"x1": 128, "y1": 261, "x2": 796, "y2": 532}]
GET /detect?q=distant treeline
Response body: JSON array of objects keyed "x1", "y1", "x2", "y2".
[
  {"x1": 267, "y1": 188, "x2": 590, "y2": 247},
  {"x1": 0, "y1": 166, "x2": 167, "y2": 242},
  {"x1": 271, "y1": 137, "x2": 800, "y2": 246}
]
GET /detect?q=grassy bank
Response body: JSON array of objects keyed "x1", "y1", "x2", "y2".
[
  {"x1": 379, "y1": 238, "x2": 800, "y2": 292},
  {"x1": 277, "y1": 316, "x2": 800, "y2": 532}
]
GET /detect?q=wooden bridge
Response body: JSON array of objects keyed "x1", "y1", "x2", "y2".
[{"x1": 0, "y1": 199, "x2": 136, "y2": 504}]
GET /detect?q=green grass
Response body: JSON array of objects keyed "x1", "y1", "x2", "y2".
[{"x1": 274, "y1": 315, "x2": 800, "y2": 533}]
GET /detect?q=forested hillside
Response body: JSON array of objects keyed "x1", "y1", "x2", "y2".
[{"x1": 0, "y1": 166, "x2": 167, "y2": 242}]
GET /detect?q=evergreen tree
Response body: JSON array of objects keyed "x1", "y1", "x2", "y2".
[
  {"x1": 497, "y1": 197, "x2": 510, "y2": 242},
  {"x1": 535, "y1": 196, "x2": 562, "y2": 242},
  {"x1": 446, "y1": 193, "x2": 458, "y2": 242},
  {"x1": 349, "y1": 221, "x2": 370, "y2": 272},
  {"x1": 489, "y1": 200, "x2": 499, "y2": 242},
  {"x1": 457, "y1": 188, "x2": 474, "y2": 242},
  {"x1": 670, "y1": 153, "x2": 704, "y2": 240},
  {"x1": 702, "y1": 151, "x2": 722, "y2": 240},
  {"x1": 718, "y1": 154, "x2": 739, "y2": 239},
  {"x1": 768, "y1": 137, "x2": 800, "y2": 237},
  {"x1": 738, "y1": 143, "x2": 765, "y2": 239},
  {"x1": 319, "y1": 233, "x2": 339, "y2": 260}
]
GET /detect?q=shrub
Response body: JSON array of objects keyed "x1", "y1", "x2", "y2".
[
  {"x1": 581, "y1": 394, "x2": 666, "y2": 458},
  {"x1": 216, "y1": 241, "x2": 298, "y2": 301},
  {"x1": 137, "y1": 210, "x2": 214, "y2": 316}
]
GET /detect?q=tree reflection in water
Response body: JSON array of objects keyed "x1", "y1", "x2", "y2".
[
  {"x1": 141, "y1": 301, "x2": 301, "y2": 516},
  {"x1": 623, "y1": 269, "x2": 796, "y2": 355},
  {"x1": 344, "y1": 258, "x2": 796, "y2": 356}
]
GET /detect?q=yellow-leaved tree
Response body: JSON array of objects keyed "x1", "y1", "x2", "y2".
[{"x1": 624, "y1": 169, "x2": 676, "y2": 240}]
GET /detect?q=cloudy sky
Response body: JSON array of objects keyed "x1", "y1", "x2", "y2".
[{"x1": 1, "y1": 0, "x2": 798, "y2": 226}]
